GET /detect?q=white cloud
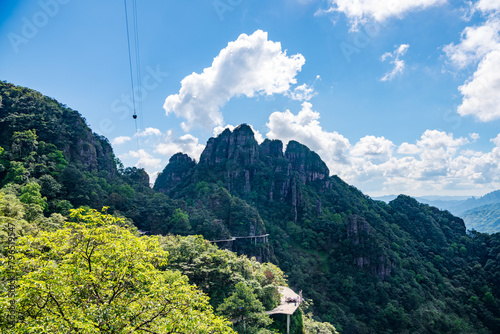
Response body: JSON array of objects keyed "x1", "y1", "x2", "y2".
[
  {"x1": 112, "y1": 136, "x2": 131, "y2": 145},
  {"x1": 477, "y1": 0, "x2": 500, "y2": 12},
  {"x1": 320, "y1": 0, "x2": 446, "y2": 28},
  {"x1": 398, "y1": 143, "x2": 421, "y2": 155},
  {"x1": 444, "y1": 19, "x2": 500, "y2": 68},
  {"x1": 265, "y1": 103, "x2": 500, "y2": 196},
  {"x1": 154, "y1": 131, "x2": 205, "y2": 162},
  {"x1": 380, "y1": 44, "x2": 410, "y2": 81},
  {"x1": 213, "y1": 124, "x2": 236, "y2": 137},
  {"x1": 351, "y1": 135, "x2": 394, "y2": 162},
  {"x1": 287, "y1": 84, "x2": 316, "y2": 101},
  {"x1": 444, "y1": 8, "x2": 500, "y2": 122},
  {"x1": 491, "y1": 133, "x2": 500, "y2": 146},
  {"x1": 458, "y1": 48, "x2": 500, "y2": 121},
  {"x1": 266, "y1": 102, "x2": 351, "y2": 168},
  {"x1": 416, "y1": 129, "x2": 469, "y2": 149},
  {"x1": 470, "y1": 132, "x2": 480, "y2": 142},
  {"x1": 163, "y1": 30, "x2": 306, "y2": 131},
  {"x1": 136, "y1": 127, "x2": 162, "y2": 137},
  {"x1": 122, "y1": 149, "x2": 162, "y2": 170}
]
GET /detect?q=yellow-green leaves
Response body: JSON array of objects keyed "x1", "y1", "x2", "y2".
[{"x1": 0, "y1": 208, "x2": 235, "y2": 333}]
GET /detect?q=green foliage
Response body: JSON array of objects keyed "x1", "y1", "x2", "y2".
[
  {"x1": 0, "y1": 189, "x2": 64, "y2": 253},
  {"x1": 304, "y1": 313, "x2": 339, "y2": 334},
  {"x1": 217, "y1": 282, "x2": 272, "y2": 333},
  {"x1": 2, "y1": 81, "x2": 500, "y2": 334},
  {"x1": 0, "y1": 208, "x2": 235, "y2": 333},
  {"x1": 0, "y1": 146, "x2": 5, "y2": 173},
  {"x1": 19, "y1": 182, "x2": 47, "y2": 211},
  {"x1": 160, "y1": 234, "x2": 284, "y2": 310},
  {"x1": 11, "y1": 130, "x2": 38, "y2": 160},
  {"x1": 170, "y1": 208, "x2": 191, "y2": 234}
]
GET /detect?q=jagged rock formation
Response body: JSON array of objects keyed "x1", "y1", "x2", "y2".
[
  {"x1": 154, "y1": 153, "x2": 196, "y2": 194},
  {"x1": 155, "y1": 124, "x2": 330, "y2": 223}
]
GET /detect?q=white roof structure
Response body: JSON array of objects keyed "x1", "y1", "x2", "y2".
[{"x1": 266, "y1": 286, "x2": 301, "y2": 315}]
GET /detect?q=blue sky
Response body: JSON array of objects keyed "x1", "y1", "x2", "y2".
[{"x1": 1, "y1": 0, "x2": 500, "y2": 197}]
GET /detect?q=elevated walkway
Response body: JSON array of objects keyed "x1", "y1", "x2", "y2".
[
  {"x1": 209, "y1": 234, "x2": 269, "y2": 244},
  {"x1": 266, "y1": 286, "x2": 302, "y2": 334}
]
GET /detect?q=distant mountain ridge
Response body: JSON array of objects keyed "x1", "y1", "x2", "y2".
[
  {"x1": 374, "y1": 190, "x2": 500, "y2": 233},
  {"x1": 461, "y1": 203, "x2": 500, "y2": 234}
]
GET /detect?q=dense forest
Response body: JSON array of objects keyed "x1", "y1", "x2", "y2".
[
  {"x1": 0, "y1": 82, "x2": 334, "y2": 333},
  {"x1": 1, "y1": 81, "x2": 499, "y2": 333}
]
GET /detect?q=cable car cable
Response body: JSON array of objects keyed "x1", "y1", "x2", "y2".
[{"x1": 123, "y1": 0, "x2": 140, "y2": 149}]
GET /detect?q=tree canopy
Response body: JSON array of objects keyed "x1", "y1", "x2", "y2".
[{"x1": 0, "y1": 208, "x2": 235, "y2": 333}]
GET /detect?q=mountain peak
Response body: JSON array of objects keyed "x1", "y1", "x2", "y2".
[
  {"x1": 153, "y1": 153, "x2": 196, "y2": 194},
  {"x1": 285, "y1": 140, "x2": 329, "y2": 184},
  {"x1": 199, "y1": 124, "x2": 259, "y2": 166}
]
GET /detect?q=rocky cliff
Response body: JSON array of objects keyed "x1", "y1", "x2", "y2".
[
  {"x1": 155, "y1": 124, "x2": 331, "y2": 222},
  {"x1": 0, "y1": 82, "x2": 117, "y2": 179}
]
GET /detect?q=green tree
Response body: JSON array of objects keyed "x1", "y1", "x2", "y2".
[
  {"x1": 0, "y1": 146, "x2": 5, "y2": 173},
  {"x1": 11, "y1": 130, "x2": 38, "y2": 160},
  {"x1": 170, "y1": 208, "x2": 191, "y2": 235},
  {"x1": 0, "y1": 208, "x2": 235, "y2": 333},
  {"x1": 18, "y1": 182, "x2": 47, "y2": 222},
  {"x1": 0, "y1": 191, "x2": 33, "y2": 253},
  {"x1": 304, "y1": 314, "x2": 339, "y2": 334},
  {"x1": 2, "y1": 161, "x2": 28, "y2": 185},
  {"x1": 218, "y1": 282, "x2": 272, "y2": 333}
]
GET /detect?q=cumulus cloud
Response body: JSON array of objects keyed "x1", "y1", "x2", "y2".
[
  {"x1": 287, "y1": 84, "x2": 316, "y2": 101},
  {"x1": 398, "y1": 143, "x2": 421, "y2": 155},
  {"x1": 266, "y1": 102, "x2": 351, "y2": 168},
  {"x1": 163, "y1": 30, "x2": 306, "y2": 131},
  {"x1": 136, "y1": 127, "x2": 162, "y2": 137},
  {"x1": 319, "y1": 0, "x2": 445, "y2": 28},
  {"x1": 477, "y1": 0, "x2": 500, "y2": 12},
  {"x1": 444, "y1": 7, "x2": 500, "y2": 122},
  {"x1": 351, "y1": 135, "x2": 395, "y2": 162},
  {"x1": 265, "y1": 103, "x2": 500, "y2": 196},
  {"x1": 112, "y1": 136, "x2": 131, "y2": 145},
  {"x1": 121, "y1": 149, "x2": 162, "y2": 170},
  {"x1": 491, "y1": 133, "x2": 500, "y2": 146},
  {"x1": 154, "y1": 130, "x2": 205, "y2": 161},
  {"x1": 470, "y1": 133, "x2": 480, "y2": 142},
  {"x1": 444, "y1": 19, "x2": 500, "y2": 68},
  {"x1": 380, "y1": 44, "x2": 410, "y2": 81},
  {"x1": 458, "y1": 48, "x2": 500, "y2": 121}
]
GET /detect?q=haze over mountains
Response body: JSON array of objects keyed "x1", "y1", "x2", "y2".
[{"x1": 374, "y1": 191, "x2": 500, "y2": 233}]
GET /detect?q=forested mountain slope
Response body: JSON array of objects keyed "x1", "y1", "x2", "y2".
[
  {"x1": 415, "y1": 191, "x2": 500, "y2": 233},
  {"x1": 1, "y1": 81, "x2": 499, "y2": 333},
  {"x1": 461, "y1": 203, "x2": 500, "y2": 234},
  {"x1": 0, "y1": 81, "x2": 335, "y2": 334},
  {"x1": 155, "y1": 124, "x2": 500, "y2": 333}
]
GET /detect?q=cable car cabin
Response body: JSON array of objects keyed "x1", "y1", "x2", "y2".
[{"x1": 133, "y1": 114, "x2": 137, "y2": 119}]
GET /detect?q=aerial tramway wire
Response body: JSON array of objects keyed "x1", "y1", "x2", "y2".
[
  {"x1": 132, "y1": 0, "x2": 144, "y2": 131},
  {"x1": 123, "y1": 0, "x2": 141, "y2": 149}
]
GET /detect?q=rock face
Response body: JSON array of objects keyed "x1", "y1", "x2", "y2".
[
  {"x1": 0, "y1": 81, "x2": 117, "y2": 179},
  {"x1": 347, "y1": 214, "x2": 393, "y2": 280},
  {"x1": 154, "y1": 153, "x2": 196, "y2": 194},
  {"x1": 347, "y1": 214, "x2": 371, "y2": 246},
  {"x1": 157, "y1": 124, "x2": 332, "y2": 223},
  {"x1": 285, "y1": 141, "x2": 329, "y2": 185},
  {"x1": 200, "y1": 124, "x2": 259, "y2": 166}
]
